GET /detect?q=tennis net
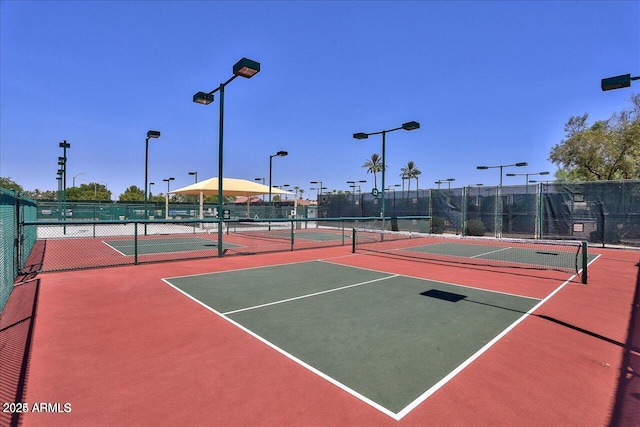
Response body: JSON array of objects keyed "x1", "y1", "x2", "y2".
[{"x1": 353, "y1": 229, "x2": 589, "y2": 283}]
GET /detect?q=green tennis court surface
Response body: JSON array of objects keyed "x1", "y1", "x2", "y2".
[
  {"x1": 105, "y1": 237, "x2": 241, "y2": 256},
  {"x1": 164, "y1": 261, "x2": 540, "y2": 418},
  {"x1": 403, "y1": 242, "x2": 595, "y2": 270}
]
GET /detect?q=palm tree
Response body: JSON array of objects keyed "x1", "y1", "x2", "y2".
[
  {"x1": 400, "y1": 161, "x2": 422, "y2": 197},
  {"x1": 362, "y1": 153, "x2": 384, "y2": 189}
]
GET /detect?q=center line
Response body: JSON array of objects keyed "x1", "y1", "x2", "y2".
[
  {"x1": 471, "y1": 246, "x2": 512, "y2": 258},
  {"x1": 223, "y1": 274, "x2": 399, "y2": 315}
]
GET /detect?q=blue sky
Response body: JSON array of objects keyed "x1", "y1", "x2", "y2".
[{"x1": 1, "y1": 0, "x2": 638, "y2": 200}]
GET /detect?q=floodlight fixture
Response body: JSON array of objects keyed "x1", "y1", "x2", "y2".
[
  {"x1": 601, "y1": 73, "x2": 639, "y2": 91},
  {"x1": 193, "y1": 91, "x2": 214, "y2": 105},
  {"x1": 232, "y1": 57, "x2": 261, "y2": 78},
  {"x1": 146, "y1": 130, "x2": 160, "y2": 139},
  {"x1": 401, "y1": 121, "x2": 420, "y2": 131}
]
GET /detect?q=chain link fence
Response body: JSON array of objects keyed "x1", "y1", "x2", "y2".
[
  {"x1": 0, "y1": 188, "x2": 37, "y2": 311},
  {"x1": 320, "y1": 180, "x2": 640, "y2": 246}
]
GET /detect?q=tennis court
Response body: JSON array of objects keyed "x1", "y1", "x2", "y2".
[
  {"x1": 104, "y1": 236, "x2": 240, "y2": 256},
  {"x1": 163, "y1": 260, "x2": 548, "y2": 419},
  {"x1": 9, "y1": 234, "x2": 639, "y2": 427}
]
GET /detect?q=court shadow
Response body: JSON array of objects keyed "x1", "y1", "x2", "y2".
[
  {"x1": 420, "y1": 288, "x2": 629, "y2": 347},
  {"x1": 0, "y1": 278, "x2": 40, "y2": 427}
]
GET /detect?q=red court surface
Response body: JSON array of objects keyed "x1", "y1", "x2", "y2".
[{"x1": 2, "y1": 244, "x2": 639, "y2": 426}]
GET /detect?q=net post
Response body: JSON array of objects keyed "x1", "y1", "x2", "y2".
[
  {"x1": 290, "y1": 220, "x2": 294, "y2": 251},
  {"x1": 134, "y1": 222, "x2": 139, "y2": 265},
  {"x1": 352, "y1": 228, "x2": 356, "y2": 253},
  {"x1": 581, "y1": 241, "x2": 588, "y2": 284}
]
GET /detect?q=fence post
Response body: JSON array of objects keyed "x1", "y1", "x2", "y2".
[{"x1": 461, "y1": 186, "x2": 468, "y2": 237}]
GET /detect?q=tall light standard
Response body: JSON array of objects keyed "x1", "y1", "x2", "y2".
[
  {"x1": 188, "y1": 171, "x2": 199, "y2": 215},
  {"x1": 506, "y1": 171, "x2": 549, "y2": 193},
  {"x1": 73, "y1": 172, "x2": 85, "y2": 187},
  {"x1": 476, "y1": 162, "x2": 528, "y2": 187},
  {"x1": 269, "y1": 151, "x2": 288, "y2": 210},
  {"x1": 310, "y1": 181, "x2": 324, "y2": 199},
  {"x1": 58, "y1": 140, "x2": 70, "y2": 232},
  {"x1": 353, "y1": 121, "x2": 420, "y2": 219},
  {"x1": 435, "y1": 178, "x2": 455, "y2": 190},
  {"x1": 601, "y1": 73, "x2": 639, "y2": 91},
  {"x1": 193, "y1": 57, "x2": 261, "y2": 257},
  {"x1": 477, "y1": 162, "x2": 527, "y2": 237},
  {"x1": 163, "y1": 177, "x2": 174, "y2": 220},
  {"x1": 145, "y1": 130, "x2": 160, "y2": 222}
]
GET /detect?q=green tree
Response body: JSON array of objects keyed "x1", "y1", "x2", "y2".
[
  {"x1": 549, "y1": 93, "x2": 640, "y2": 181},
  {"x1": 67, "y1": 183, "x2": 111, "y2": 201},
  {"x1": 0, "y1": 177, "x2": 23, "y2": 193},
  {"x1": 362, "y1": 153, "x2": 384, "y2": 189},
  {"x1": 119, "y1": 186, "x2": 145, "y2": 202},
  {"x1": 23, "y1": 189, "x2": 57, "y2": 199},
  {"x1": 400, "y1": 161, "x2": 422, "y2": 194}
]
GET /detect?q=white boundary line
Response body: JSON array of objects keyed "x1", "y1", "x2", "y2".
[
  {"x1": 162, "y1": 275, "x2": 400, "y2": 420},
  {"x1": 223, "y1": 275, "x2": 398, "y2": 315},
  {"x1": 162, "y1": 259, "x2": 573, "y2": 420},
  {"x1": 319, "y1": 259, "x2": 541, "y2": 301},
  {"x1": 395, "y1": 273, "x2": 577, "y2": 419},
  {"x1": 470, "y1": 246, "x2": 512, "y2": 258}
]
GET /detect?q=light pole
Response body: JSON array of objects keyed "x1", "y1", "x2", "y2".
[
  {"x1": 193, "y1": 57, "x2": 260, "y2": 257},
  {"x1": 145, "y1": 130, "x2": 160, "y2": 222},
  {"x1": 73, "y1": 172, "x2": 85, "y2": 187},
  {"x1": 58, "y1": 140, "x2": 70, "y2": 232},
  {"x1": 347, "y1": 180, "x2": 366, "y2": 202},
  {"x1": 506, "y1": 171, "x2": 549, "y2": 193},
  {"x1": 477, "y1": 162, "x2": 527, "y2": 237},
  {"x1": 310, "y1": 187, "x2": 326, "y2": 202},
  {"x1": 163, "y1": 177, "x2": 174, "y2": 220},
  {"x1": 476, "y1": 162, "x2": 528, "y2": 187},
  {"x1": 269, "y1": 151, "x2": 288, "y2": 210},
  {"x1": 601, "y1": 73, "x2": 639, "y2": 91},
  {"x1": 353, "y1": 121, "x2": 420, "y2": 219},
  {"x1": 435, "y1": 178, "x2": 455, "y2": 190},
  {"x1": 310, "y1": 181, "x2": 324, "y2": 199}
]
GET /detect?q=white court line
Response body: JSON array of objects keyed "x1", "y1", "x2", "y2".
[
  {"x1": 396, "y1": 272, "x2": 578, "y2": 419},
  {"x1": 222, "y1": 274, "x2": 399, "y2": 315},
  {"x1": 162, "y1": 274, "x2": 400, "y2": 420},
  {"x1": 162, "y1": 259, "x2": 574, "y2": 421},
  {"x1": 470, "y1": 246, "x2": 512, "y2": 258},
  {"x1": 320, "y1": 259, "x2": 541, "y2": 301}
]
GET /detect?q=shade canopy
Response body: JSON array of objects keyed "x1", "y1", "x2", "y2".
[{"x1": 171, "y1": 177, "x2": 294, "y2": 197}]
